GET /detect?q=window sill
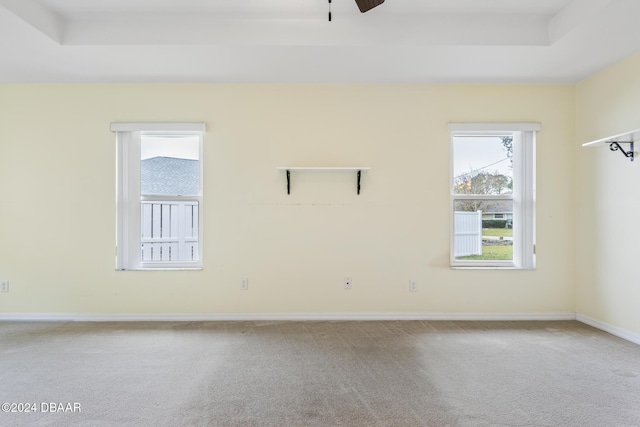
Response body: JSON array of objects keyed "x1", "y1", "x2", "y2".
[
  {"x1": 450, "y1": 266, "x2": 534, "y2": 270},
  {"x1": 116, "y1": 268, "x2": 203, "y2": 271}
]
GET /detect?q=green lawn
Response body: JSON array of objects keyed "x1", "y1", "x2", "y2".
[
  {"x1": 455, "y1": 227, "x2": 513, "y2": 261},
  {"x1": 457, "y1": 244, "x2": 513, "y2": 261},
  {"x1": 482, "y1": 228, "x2": 513, "y2": 238}
]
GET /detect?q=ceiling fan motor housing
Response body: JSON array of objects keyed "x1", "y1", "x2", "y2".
[{"x1": 355, "y1": 0, "x2": 385, "y2": 13}]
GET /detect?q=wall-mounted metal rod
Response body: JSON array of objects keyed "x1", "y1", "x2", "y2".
[{"x1": 609, "y1": 141, "x2": 634, "y2": 162}]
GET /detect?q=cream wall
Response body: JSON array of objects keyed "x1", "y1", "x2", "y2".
[
  {"x1": 576, "y1": 53, "x2": 640, "y2": 336},
  {"x1": 0, "y1": 84, "x2": 575, "y2": 316}
]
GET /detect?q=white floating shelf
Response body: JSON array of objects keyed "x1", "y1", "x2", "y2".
[
  {"x1": 276, "y1": 167, "x2": 371, "y2": 194},
  {"x1": 582, "y1": 129, "x2": 640, "y2": 147}
]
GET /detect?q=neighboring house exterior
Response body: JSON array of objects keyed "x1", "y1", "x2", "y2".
[
  {"x1": 479, "y1": 200, "x2": 513, "y2": 221},
  {"x1": 481, "y1": 211, "x2": 513, "y2": 221},
  {"x1": 141, "y1": 156, "x2": 199, "y2": 195}
]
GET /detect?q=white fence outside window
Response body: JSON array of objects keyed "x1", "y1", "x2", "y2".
[
  {"x1": 453, "y1": 210, "x2": 482, "y2": 257},
  {"x1": 140, "y1": 201, "x2": 199, "y2": 262}
]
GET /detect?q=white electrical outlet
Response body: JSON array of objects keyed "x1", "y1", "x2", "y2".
[
  {"x1": 344, "y1": 277, "x2": 352, "y2": 290},
  {"x1": 0, "y1": 280, "x2": 8, "y2": 293},
  {"x1": 409, "y1": 280, "x2": 417, "y2": 292},
  {"x1": 240, "y1": 278, "x2": 249, "y2": 290}
]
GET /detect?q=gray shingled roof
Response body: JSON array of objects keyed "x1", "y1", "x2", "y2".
[{"x1": 141, "y1": 157, "x2": 199, "y2": 195}]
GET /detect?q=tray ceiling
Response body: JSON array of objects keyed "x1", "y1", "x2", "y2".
[{"x1": 0, "y1": 0, "x2": 639, "y2": 83}]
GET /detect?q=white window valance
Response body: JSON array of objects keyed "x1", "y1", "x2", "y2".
[
  {"x1": 110, "y1": 122, "x2": 205, "y2": 132},
  {"x1": 448, "y1": 122, "x2": 541, "y2": 132}
]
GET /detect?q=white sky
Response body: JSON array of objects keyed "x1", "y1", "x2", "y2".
[
  {"x1": 141, "y1": 135, "x2": 200, "y2": 160},
  {"x1": 452, "y1": 136, "x2": 511, "y2": 179}
]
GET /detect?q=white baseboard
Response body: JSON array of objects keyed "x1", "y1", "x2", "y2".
[
  {"x1": 0, "y1": 312, "x2": 576, "y2": 322},
  {"x1": 6, "y1": 312, "x2": 639, "y2": 346},
  {"x1": 576, "y1": 313, "x2": 640, "y2": 346}
]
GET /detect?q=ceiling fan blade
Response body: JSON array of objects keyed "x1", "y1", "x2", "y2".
[{"x1": 354, "y1": 0, "x2": 385, "y2": 13}]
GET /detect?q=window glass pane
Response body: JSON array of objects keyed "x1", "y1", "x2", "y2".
[
  {"x1": 140, "y1": 135, "x2": 200, "y2": 196},
  {"x1": 452, "y1": 135, "x2": 513, "y2": 195},
  {"x1": 453, "y1": 199, "x2": 513, "y2": 261}
]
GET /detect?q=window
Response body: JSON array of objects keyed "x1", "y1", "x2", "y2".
[
  {"x1": 449, "y1": 123, "x2": 538, "y2": 269},
  {"x1": 113, "y1": 123, "x2": 205, "y2": 270}
]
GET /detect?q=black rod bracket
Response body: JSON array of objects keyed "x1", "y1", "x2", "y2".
[
  {"x1": 357, "y1": 170, "x2": 361, "y2": 195},
  {"x1": 609, "y1": 141, "x2": 634, "y2": 162}
]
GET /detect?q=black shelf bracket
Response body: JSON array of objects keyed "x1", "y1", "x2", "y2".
[
  {"x1": 286, "y1": 169, "x2": 290, "y2": 194},
  {"x1": 609, "y1": 141, "x2": 634, "y2": 162},
  {"x1": 279, "y1": 167, "x2": 369, "y2": 195}
]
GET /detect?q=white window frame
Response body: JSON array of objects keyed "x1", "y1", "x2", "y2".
[
  {"x1": 449, "y1": 123, "x2": 538, "y2": 269},
  {"x1": 113, "y1": 122, "x2": 205, "y2": 270}
]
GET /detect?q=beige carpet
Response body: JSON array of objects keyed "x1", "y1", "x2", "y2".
[{"x1": 1, "y1": 320, "x2": 639, "y2": 426}]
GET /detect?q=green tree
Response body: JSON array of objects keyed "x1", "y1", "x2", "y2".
[
  {"x1": 454, "y1": 170, "x2": 512, "y2": 212},
  {"x1": 454, "y1": 170, "x2": 511, "y2": 195},
  {"x1": 501, "y1": 136, "x2": 513, "y2": 167}
]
